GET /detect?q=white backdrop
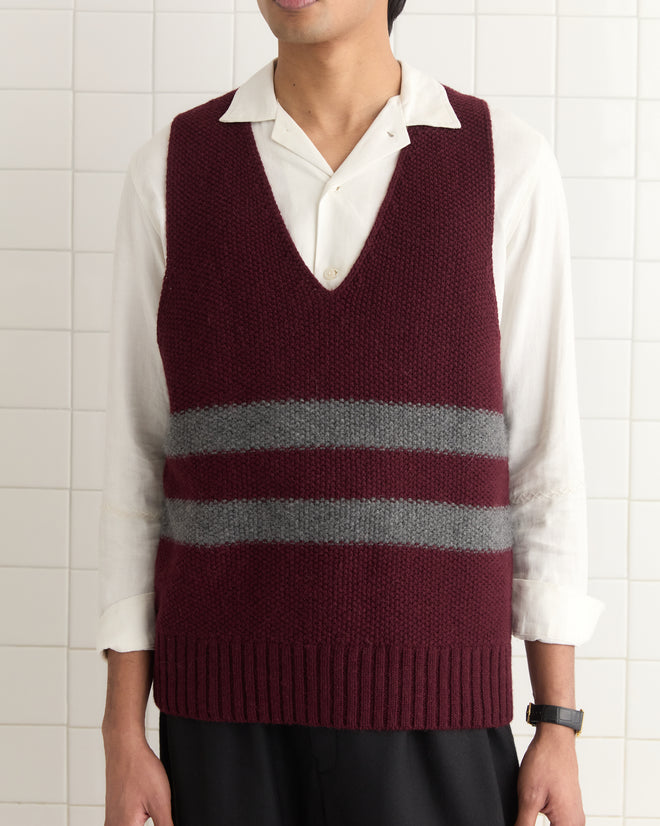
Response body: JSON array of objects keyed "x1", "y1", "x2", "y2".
[{"x1": 0, "y1": 1, "x2": 659, "y2": 824}]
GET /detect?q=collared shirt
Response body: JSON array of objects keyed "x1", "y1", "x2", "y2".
[{"x1": 95, "y1": 59, "x2": 605, "y2": 658}]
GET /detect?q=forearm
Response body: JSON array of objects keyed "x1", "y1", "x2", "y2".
[
  {"x1": 101, "y1": 649, "x2": 154, "y2": 744},
  {"x1": 524, "y1": 640, "x2": 577, "y2": 740}
]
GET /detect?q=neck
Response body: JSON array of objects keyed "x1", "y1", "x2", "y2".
[{"x1": 273, "y1": 39, "x2": 401, "y2": 137}]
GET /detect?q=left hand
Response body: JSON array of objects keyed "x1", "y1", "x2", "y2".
[{"x1": 514, "y1": 723, "x2": 586, "y2": 826}]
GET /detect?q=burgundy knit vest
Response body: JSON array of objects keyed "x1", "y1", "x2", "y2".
[{"x1": 152, "y1": 85, "x2": 514, "y2": 731}]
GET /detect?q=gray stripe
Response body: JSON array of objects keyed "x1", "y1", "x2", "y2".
[
  {"x1": 161, "y1": 498, "x2": 513, "y2": 552},
  {"x1": 164, "y1": 399, "x2": 508, "y2": 458}
]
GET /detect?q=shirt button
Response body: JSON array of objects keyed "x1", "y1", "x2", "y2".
[{"x1": 324, "y1": 267, "x2": 339, "y2": 280}]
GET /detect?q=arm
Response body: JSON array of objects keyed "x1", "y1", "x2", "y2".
[
  {"x1": 515, "y1": 642, "x2": 585, "y2": 826},
  {"x1": 97, "y1": 132, "x2": 174, "y2": 825},
  {"x1": 494, "y1": 114, "x2": 603, "y2": 825},
  {"x1": 101, "y1": 649, "x2": 154, "y2": 741}
]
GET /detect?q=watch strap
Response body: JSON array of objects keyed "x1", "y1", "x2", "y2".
[{"x1": 526, "y1": 702, "x2": 584, "y2": 735}]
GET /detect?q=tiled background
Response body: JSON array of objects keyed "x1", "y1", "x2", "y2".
[{"x1": 0, "y1": 0, "x2": 658, "y2": 824}]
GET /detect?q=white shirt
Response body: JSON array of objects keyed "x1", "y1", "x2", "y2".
[{"x1": 95, "y1": 59, "x2": 605, "y2": 658}]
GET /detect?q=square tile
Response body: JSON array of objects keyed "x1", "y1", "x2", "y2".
[
  {"x1": 556, "y1": 98, "x2": 635, "y2": 178},
  {"x1": 638, "y1": 101, "x2": 660, "y2": 179},
  {"x1": 0, "y1": 91, "x2": 72, "y2": 168},
  {"x1": 581, "y1": 419, "x2": 629, "y2": 499},
  {"x1": 628, "y1": 582, "x2": 660, "y2": 660},
  {"x1": 639, "y1": 19, "x2": 660, "y2": 98},
  {"x1": 72, "y1": 410, "x2": 105, "y2": 490},
  {"x1": 395, "y1": 14, "x2": 475, "y2": 94},
  {"x1": 575, "y1": 339, "x2": 630, "y2": 418},
  {"x1": 572, "y1": 260, "x2": 633, "y2": 340},
  {"x1": 0, "y1": 171, "x2": 71, "y2": 250},
  {"x1": 0, "y1": 489, "x2": 68, "y2": 568},
  {"x1": 558, "y1": 0, "x2": 635, "y2": 12},
  {"x1": 575, "y1": 659, "x2": 625, "y2": 738},
  {"x1": 0, "y1": 647, "x2": 66, "y2": 724},
  {"x1": 0, "y1": 10, "x2": 72, "y2": 88},
  {"x1": 629, "y1": 501, "x2": 660, "y2": 580},
  {"x1": 68, "y1": 727, "x2": 105, "y2": 806},
  {"x1": 0, "y1": 804, "x2": 67, "y2": 826},
  {"x1": 577, "y1": 738, "x2": 624, "y2": 817},
  {"x1": 0, "y1": 331, "x2": 70, "y2": 408},
  {"x1": 630, "y1": 422, "x2": 660, "y2": 500},
  {"x1": 478, "y1": 0, "x2": 554, "y2": 10},
  {"x1": 69, "y1": 569, "x2": 98, "y2": 649},
  {"x1": 69, "y1": 807, "x2": 105, "y2": 826},
  {"x1": 640, "y1": 0, "x2": 660, "y2": 14},
  {"x1": 68, "y1": 649, "x2": 107, "y2": 728},
  {"x1": 634, "y1": 263, "x2": 660, "y2": 341},
  {"x1": 73, "y1": 253, "x2": 113, "y2": 332},
  {"x1": 484, "y1": 95, "x2": 555, "y2": 145},
  {"x1": 74, "y1": 93, "x2": 153, "y2": 172},
  {"x1": 406, "y1": 0, "x2": 475, "y2": 10},
  {"x1": 625, "y1": 741, "x2": 660, "y2": 817},
  {"x1": 75, "y1": 12, "x2": 152, "y2": 92},
  {"x1": 0, "y1": 251, "x2": 70, "y2": 331},
  {"x1": 563, "y1": 179, "x2": 635, "y2": 259},
  {"x1": 558, "y1": 17, "x2": 637, "y2": 98},
  {"x1": 234, "y1": 13, "x2": 278, "y2": 87},
  {"x1": 636, "y1": 182, "x2": 660, "y2": 261},
  {"x1": 0, "y1": 569, "x2": 68, "y2": 646},
  {"x1": 154, "y1": 12, "x2": 233, "y2": 93},
  {"x1": 0, "y1": 725, "x2": 66, "y2": 803},
  {"x1": 156, "y1": 0, "x2": 232, "y2": 8},
  {"x1": 632, "y1": 342, "x2": 660, "y2": 419},
  {"x1": 586, "y1": 499, "x2": 628, "y2": 579},
  {"x1": 78, "y1": 0, "x2": 150, "y2": 8},
  {"x1": 70, "y1": 489, "x2": 102, "y2": 570},
  {"x1": 154, "y1": 92, "x2": 214, "y2": 131},
  {"x1": 73, "y1": 331, "x2": 108, "y2": 410},
  {"x1": 73, "y1": 172, "x2": 124, "y2": 252},
  {"x1": 477, "y1": 15, "x2": 555, "y2": 96},
  {"x1": 0, "y1": 410, "x2": 69, "y2": 488},
  {"x1": 627, "y1": 662, "x2": 660, "y2": 739}
]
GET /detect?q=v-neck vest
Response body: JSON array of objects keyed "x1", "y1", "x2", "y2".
[{"x1": 152, "y1": 86, "x2": 514, "y2": 731}]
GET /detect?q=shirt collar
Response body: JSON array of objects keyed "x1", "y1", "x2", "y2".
[{"x1": 218, "y1": 58, "x2": 462, "y2": 131}]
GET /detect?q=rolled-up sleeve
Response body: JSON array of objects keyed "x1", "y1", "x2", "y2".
[{"x1": 500, "y1": 132, "x2": 606, "y2": 646}]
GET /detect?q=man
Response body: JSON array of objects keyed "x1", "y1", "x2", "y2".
[{"x1": 98, "y1": 1, "x2": 604, "y2": 824}]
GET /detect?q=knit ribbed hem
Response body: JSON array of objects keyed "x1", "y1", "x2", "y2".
[{"x1": 152, "y1": 633, "x2": 513, "y2": 731}]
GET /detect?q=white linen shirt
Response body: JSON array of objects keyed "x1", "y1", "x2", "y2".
[{"x1": 95, "y1": 59, "x2": 605, "y2": 659}]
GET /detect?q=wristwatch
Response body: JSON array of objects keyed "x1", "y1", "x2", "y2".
[{"x1": 526, "y1": 702, "x2": 584, "y2": 735}]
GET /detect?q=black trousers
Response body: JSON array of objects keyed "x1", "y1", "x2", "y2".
[{"x1": 159, "y1": 711, "x2": 520, "y2": 826}]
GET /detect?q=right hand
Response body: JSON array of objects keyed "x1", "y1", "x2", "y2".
[{"x1": 103, "y1": 732, "x2": 174, "y2": 826}]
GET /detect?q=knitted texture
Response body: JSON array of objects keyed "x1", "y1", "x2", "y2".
[{"x1": 152, "y1": 85, "x2": 514, "y2": 730}]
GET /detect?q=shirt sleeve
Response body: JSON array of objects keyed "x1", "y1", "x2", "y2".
[
  {"x1": 500, "y1": 130, "x2": 606, "y2": 646},
  {"x1": 95, "y1": 139, "x2": 170, "y2": 661}
]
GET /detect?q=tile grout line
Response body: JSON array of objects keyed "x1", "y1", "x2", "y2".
[
  {"x1": 622, "y1": 2, "x2": 642, "y2": 820},
  {"x1": 67, "y1": 4, "x2": 77, "y2": 824}
]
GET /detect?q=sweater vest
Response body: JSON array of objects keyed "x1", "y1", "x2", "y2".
[{"x1": 152, "y1": 86, "x2": 514, "y2": 731}]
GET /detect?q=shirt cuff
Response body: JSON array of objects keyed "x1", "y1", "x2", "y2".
[
  {"x1": 512, "y1": 578, "x2": 605, "y2": 645},
  {"x1": 96, "y1": 592, "x2": 156, "y2": 661}
]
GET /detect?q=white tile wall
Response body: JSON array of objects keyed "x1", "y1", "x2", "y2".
[{"x1": 0, "y1": 4, "x2": 657, "y2": 823}]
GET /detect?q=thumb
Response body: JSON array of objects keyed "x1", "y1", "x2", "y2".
[
  {"x1": 148, "y1": 802, "x2": 174, "y2": 826},
  {"x1": 514, "y1": 800, "x2": 543, "y2": 826}
]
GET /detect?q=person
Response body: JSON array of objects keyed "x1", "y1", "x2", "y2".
[{"x1": 97, "y1": 1, "x2": 605, "y2": 824}]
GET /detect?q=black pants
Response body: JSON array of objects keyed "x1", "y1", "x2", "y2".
[{"x1": 159, "y1": 711, "x2": 519, "y2": 826}]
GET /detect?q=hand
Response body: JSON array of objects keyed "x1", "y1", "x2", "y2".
[
  {"x1": 514, "y1": 724, "x2": 586, "y2": 826},
  {"x1": 103, "y1": 731, "x2": 174, "y2": 826}
]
